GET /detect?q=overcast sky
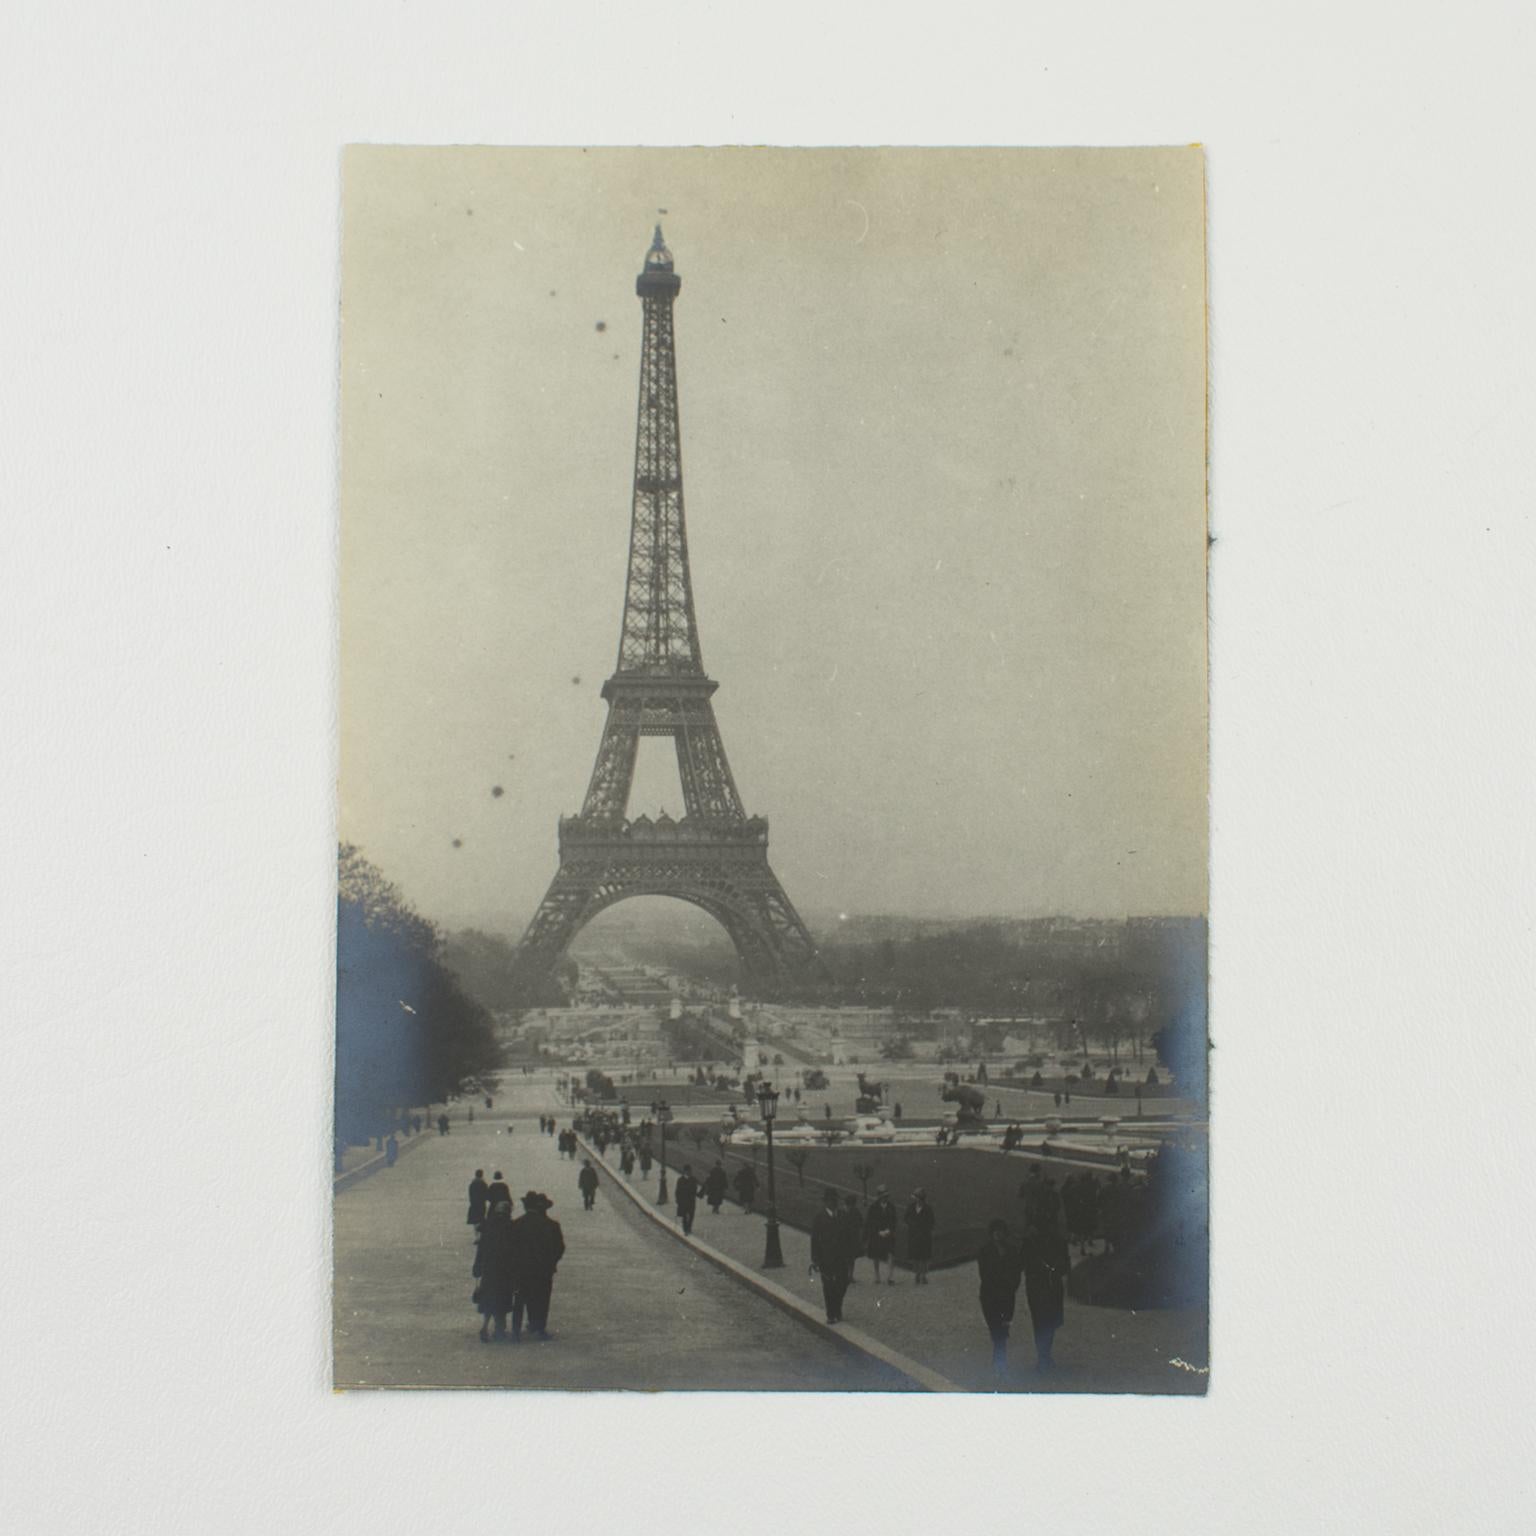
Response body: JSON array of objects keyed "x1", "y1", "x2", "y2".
[{"x1": 339, "y1": 147, "x2": 1207, "y2": 935}]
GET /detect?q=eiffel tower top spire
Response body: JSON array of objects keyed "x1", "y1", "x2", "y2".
[{"x1": 613, "y1": 224, "x2": 701, "y2": 680}]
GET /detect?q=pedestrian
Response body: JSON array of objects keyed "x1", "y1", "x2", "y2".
[
  {"x1": 620, "y1": 1142, "x2": 636, "y2": 1177},
  {"x1": 638, "y1": 1143, "x2": 653, "y2": 1177},
  {"x1": 811, "y1": 1187, "x2": 851, "y2": 1324},
  {"x1": 674, "y1": 1164, "x2": 700, "y2": 1235},
  {"x1": 468, "y1": 1106, "x2": 475, "y2": 1124},
  {"x1": 578, "y1": 1158, "x2": 599, "y2": 1211},
  {"x1": 485, "y1": 1095, "x2": 493, "y2": 1110},
  {"x1": 904, "y1": 1187, "x2": 936, "y2": 1285},
  {"x1": 977, "y1": 1219, "x2": 1024, "y2": 1380},
  {"x1": 840, "y1": 1193, "x2": 864, "y2": 1283},
  {"x1": 1053, "y1": 1090, "x2": 1062, "y2": 1109},
  {"x1": 467, "y1": 1168, "x2": 490, "y2": 1227},
  {"x1": 511, "y1": 1192, "x2": 564, "y2": 1342},
  {"x1": 473, "y1": 1200, "x2": 520, "y2": 1343},
  {"x1": 824, "y1": 1103, "x2": 832, "y2": 1121},
  {"x1": 438, "y1": 1113, "x2": 450, "y2": 1136},
  {"x1": 733, "y1": 1162, "x2": 757, "y2": 1212},
  {"x1": 704, "y1": 1160, "x2": 728, "y2": 1215},
  {"x1": 1020, "y1": 1214, "x2": 1070, "y2": 1370},
  {"x1": 1020, "y1": 1165, "x2": 1063, "y2": 1232},
  {"x1": 487, "y1": 1169, "x2": 512, "y2": 1210},
  {"x1": 385, "y1": 1133, "x2": 398, "y2": 1167},
  {"x1": 864, "y1": 1185, "x2": 900, "y2": 1285},
  {"x1": 893, "y1": 1102, "x2": 902, "y2": 1120}
]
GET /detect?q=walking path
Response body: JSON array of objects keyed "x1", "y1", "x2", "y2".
[
  {"x1": 584, "y1": 1138, "x2": 1208, "y2": 1394},
  {"x1": 333, "y1": 1088, "x2": 914, "y2": 1391}
]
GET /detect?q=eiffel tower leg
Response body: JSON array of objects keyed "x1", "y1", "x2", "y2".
[
  {"x1": 580, "y1": 695, "x2": 643, "y2": 822},
  {"x1": 515, "y1": 868, "x2": 601, "y2": 983}
]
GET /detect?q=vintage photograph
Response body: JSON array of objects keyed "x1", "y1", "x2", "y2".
[{"x1": 334, "y1": 146, "x2": 1209, "y2": 1392}]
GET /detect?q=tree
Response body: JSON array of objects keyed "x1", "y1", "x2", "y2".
[
  {"x1": 851, "y1": 1162, "x2": 876, "y2": 1199},
  {"x1": 787, "y1": 1149, "x2": 810, "y2": 1187},
  {"x1": 335, "y1": 845, "x2": 502, "y2": 1166}
]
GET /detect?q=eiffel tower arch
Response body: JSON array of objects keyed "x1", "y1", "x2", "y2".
[{"x1": 516, "y1": 228, "x2": 826, "y2": 992}]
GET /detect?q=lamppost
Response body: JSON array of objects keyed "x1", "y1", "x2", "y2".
[
  {"x1": 757, "y1": 1081, "x2": 785, "y2": 1269},
  {"x1": 653, "y1": 1099, "x2": 672, "y2": 1206}
]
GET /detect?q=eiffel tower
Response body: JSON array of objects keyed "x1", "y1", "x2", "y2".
[{"x1": 516, "y1": 227, "x2": 825, "y2": 991}]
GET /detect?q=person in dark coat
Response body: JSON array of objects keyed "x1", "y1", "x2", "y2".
[
  {"x1": 1020, "y1": 1167, "x2": 1062, "y2": 1232},
  {"x1": 385, "y1": 1133, "x2": 398, "y2": 1167},
  {"x1": 1020, "y1": 1215, "x2": 1070, "y2": 1370},
  {"x1": 864, "y1": 1187, "x2": 899, "y2": 1285},
  {"x1": 438, "y1": 1113, "x2": 450, "y2": 1136},
  {"x1": 511, "y1": 1192, "x2": 564, "y2": 1341},
  {"x1": 811, "y1": 1187, "x2": 851, "y2": 1324},
  {"x1": 473, "y1": 1201, "x2": 520, "y2": 1342},
  {"x1": 733, "y1": 1163, "x2": 758, "y2": 1212},
  {"x1": 486, "y1": 1169, "x2": 512, "y2": 1210},
  {"x1": 977, "y1": 1219, "x2": 1024, "y2": 1378},
  {"x1": 638, "y1": 1143, "x2": 653, "y2": 1177},
  {"x1": 620, "y1": 1142, "x2": 636, "y2": 1177},
  {"x1": 703, "y1": 1161, "x2": 728, "y2": 1215},
  {"x1": 840, "y1": 1193, "x2": 864, "y2": 1282},
  {"x1": 578, "y1": 1158, "x2": 600, "y2": 1210},
  {"x1": 467, "y1": 1169, "x2": 490, "y2": 1226},
  {"x1": 904, "y1": 1187, "x2": 936, "y2": 1285},
  {"x1": 674, "y1": 1165, "x2": 700, "y2": 1235}
]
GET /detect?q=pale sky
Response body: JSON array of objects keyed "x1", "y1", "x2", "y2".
[{"x1": 339, "y1": 147, "x2": 1207, "y2": 935}]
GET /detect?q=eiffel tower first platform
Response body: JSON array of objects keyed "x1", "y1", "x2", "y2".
[{"x1": 515, "y1": 228, "x2": 826, "y2": 991}]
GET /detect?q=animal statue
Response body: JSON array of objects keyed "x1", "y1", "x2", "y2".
[{"x1": 940, "y1": 1080, "x2": 988, "y2": 1126}]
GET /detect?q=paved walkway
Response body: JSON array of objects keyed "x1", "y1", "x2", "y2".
[
  {"x1": 599, "y1": 1149, "x2": 1208, "y2": 1395},
  {"x1": 333, "y1": 1085, "x2": 913, "y2": 1391}
]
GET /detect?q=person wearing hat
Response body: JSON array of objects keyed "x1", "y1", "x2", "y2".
[
  {"x1": 511, "y1": 1192, "x2": 564, "y2": 1342},
  {"x1": 703, "y1": 1160, "x2": 728, "y2": 1216},
  {"x1": 863, "y1": 1186, "x2": 900, "y2": 1285},
  {"x1": 811, "y1": 1187, "x2": 852, "y2": 1324},
  {"x1": 840, "y1": 1193, "x2": 864, "y2": 1283},
  {"x1": 467, "y1": 1168, "x2": 490, "y2": 1228},
  {"x1": 472, "y1": 1201, "x2": 519, "y2": 1343},
  {"x1": 732, "y1": 1161, "x2": 758, "y2": 1213},
  {"x1": 674, "y1": 1164, "x2": 700, "y2": 1236},
  {"x1": 578, "y1": 1158, "x2": 600, "y2": 1211},
  {"x1": 1020, "y1": 1210, "x2": 1070, "y2": 1371},
  {"x1": 976, "y1": 1218, "x2": 1024, "y2": 1379},
  {"x1": 904, "y1": 1187, "x2": 936, "y2": 1285},
  {"x1": 487, "y1": 1170, "x2": 512, "y2": 1210}
]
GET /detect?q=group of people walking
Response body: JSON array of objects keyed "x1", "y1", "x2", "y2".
[
  {"x1": 514, "y1": 1101, "x2": 1086, "y2": 1384},
  {"x1": 808, "y1": 1184, "x2": 937, "y2": 1323},
  {"x1": 465, "y1": 1168, "x2": 565, "y2": 1344}
]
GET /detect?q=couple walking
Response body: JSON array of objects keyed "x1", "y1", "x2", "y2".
[{"x1": 472, "y1": 1191, "x2": 566, "y2": 1343}]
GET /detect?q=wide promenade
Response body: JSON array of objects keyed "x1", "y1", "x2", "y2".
[
  {"x1": 333, "y1": 1077, "x2": 912, "y2": 1390},
  {"x1": 585, "y1": 1132, "x2": 1208, "y2": 1394}
]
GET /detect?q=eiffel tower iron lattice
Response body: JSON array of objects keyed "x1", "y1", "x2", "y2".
[{"x1": 516, "y1": 228, "x2": 826, "y2": 990}]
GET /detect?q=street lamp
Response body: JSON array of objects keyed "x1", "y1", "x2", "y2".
[
  {"x1": 757, "y1": 1081, "x2": 785, "y2": 1269},
  {"x1": 653, "y1": 1099, "x2": 672, "y2": 1206}
]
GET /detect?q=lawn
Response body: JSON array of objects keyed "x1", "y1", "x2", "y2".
[{"x1": 651, "y1": 1133, "x2": 1153, "y2": 1270}]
